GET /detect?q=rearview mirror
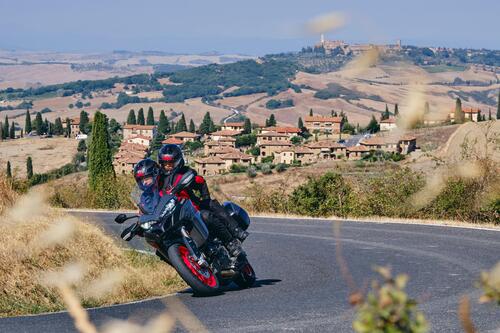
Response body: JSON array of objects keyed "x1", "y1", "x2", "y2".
[{"x1": 115, "y1": 214, "x2": 128, "y2": 224}]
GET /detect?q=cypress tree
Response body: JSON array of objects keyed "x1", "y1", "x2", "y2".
[
  {"x1": 9, "y1": 122, "x2": 15, "y2": 139},
  {"x1": 309, "y1": 108, "x2": 313, "y2": 116},
  {"x1": 158, "y1": 110, "x2": 170, "y2": 134},
  {"x1": 127, "y1": 109, "x2": 137, "y2": 125},
  {"x1": 176, "y1": 113, "x2": 187, "y2": 132},
  {"x1": 199, "y1": 112, "x2": 214, "y2": 134},
  {"x1": 44, "y1": 119, "x2": 51, "y2": 135},
  {"x1": 54, "y1": 117, "x2": 63, "y2": 135},
  {"x1": 488, "y1": 109, "x2": 492, "y2": 121},
  {"x1": 6, "y1": 161, "x2": 12, "y2": 178},
  {"x1": 243, "y1": 118, "x2": 252, "y2": 134},
  {"x1": 394, "y1": 103, "x2": 399, "y2": 116},
  {"x1": 0, "y1": 121, "x2": 3, "y2": 140},
  {"x1": 298, "y1": 117, "x2": 304, "y2": 129},
  {"x1": 454, "y1": 98, "x2": 464, "y2": 124},
  {"x1": 79, "y1": 110, "x2": 90, "y2": 134},
  {"x1": 497, "y1": 90, "x2": 500, "y2": 120},
  {"x1": 34, "y1": 112, "x2": 44, "y2": 135},
  {"x1": 137, "y1": 108, "x2": 145, "y2": 125},
  {"x1": 268, "y1": 114, "x2": 276, "y2": 127},
  {"x1": 26, "y1": 157, "x2": 33, "y2": 179},
  {"x1": 3, "y1": 116, "x2": 9, "y2": 139},
  {"x1": 25, "y1": 110, "x2": 32, "y2": 134},
  {"x1": 146, "y1": 106, "x2": 155, "y2": 125},
  {"x1": 65, "y1": 118, "x2": 71, "y2": 137},
  {"x1": 87, "y1": 111, "x2": 115, "y2": 191},
  {"x1": 170, "y1": 121, "x2": 177, "y2": 134},
  {"x1": 366, "y1": 115, "x2": 380, "y2": 133},
  {"x1": 188, "y1": 119, "x2": 196, "y2": 133}
]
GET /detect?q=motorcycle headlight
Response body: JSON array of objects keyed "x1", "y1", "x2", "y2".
[{"x1": 141, "y1": 220, "x2": 156, "y2": 230}]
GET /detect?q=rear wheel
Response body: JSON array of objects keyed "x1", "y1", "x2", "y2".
[
  {"x1": 167, "y1": 243, "x2": 219, "y2": 295},
  {"x1": 234, "y1": 260, "x2": 256, "y2": 289}
]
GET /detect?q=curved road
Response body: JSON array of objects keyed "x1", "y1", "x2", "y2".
[{"x1": 1, "y1": 213, "x2": 499, "y2": 332}]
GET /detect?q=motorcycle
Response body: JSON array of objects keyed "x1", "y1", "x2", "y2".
[{"x1": 114, "y1": 171, "x2": 256, "y2": 295}]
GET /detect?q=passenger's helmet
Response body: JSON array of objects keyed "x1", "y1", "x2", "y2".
[
  {"x1": 158, "y1": 144, "x2": 184, "y2": 175},
  {"x1": 133, "y1": 158, "x2": 160, "y2": 191}
]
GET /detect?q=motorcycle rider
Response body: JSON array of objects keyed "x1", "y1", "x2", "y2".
[{"x1": 157, "y1": 144, "x2": 248, "y2": 258}]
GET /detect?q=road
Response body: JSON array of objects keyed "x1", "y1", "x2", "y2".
[{"x1": 1, "y1": 213, "x2": 499, "y2": 332}]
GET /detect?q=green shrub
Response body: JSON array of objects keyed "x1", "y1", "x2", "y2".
[
  {"x1": 289, "y1": 172, "x2": 354, "y2": 217},
  {"x1": 260, "y1": 163, "x2": 272, "y2": 175},
  {"x1": 246, "y1": 166, "x2": 257, "y2": 178},
  {"x1": 261, "y1": 156, "x2": 274, "y2": 164},
  {"x1": 275, "y1": 163, "x2": 287, "y2": 173},
  {"x1": 353, "y1": 267, "x2": 428, "y2": 333},
  {"x1": 243, "y1": 183, "x2": 289, "y2": 213},
  {"x1": 230, "y1": 164, "x2": 248, "y2": 173}
]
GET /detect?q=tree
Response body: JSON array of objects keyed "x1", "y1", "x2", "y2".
[
  {"x1": 25, "y1": 110, "x2": 32, "y2": 134},
  {"x1": 77, "y1": 140, "x2": 87, "y2": 152},
  {"x1": 146, "y1": 106, "x2": 155, "y2": 125},
  {"x1": 34, "y1": 112, "x2": 44, "y2": 135},
  {"x1": 394, "y1": 104, "x2": 399, "y2": 117},
  {"x1": 243, "y1": 118, "x2": 252, "y2": 134},
  {"x1": 454, "y1": 98, "x2": 464, "y2": 124},
  {"x1": 0, "y1": 122, "x2": 3, "y2": 140},
  {"x1": 309, "y1": 108, "x2": 313, "y2": 116},
  {"x1": 65, "y1": 118, "x2": 71, "y2": 137},
  {"x1": 175, "y1": 113, "x2": 188, "y2": 132},
  {"x1": 298, "y1": 117, "x2": 304, "y2": 130},
  {"x1": 266, "y1": 114, "x2": 276, "y2": 127},
  {"x1": 127, "y1": 109, "x2": 137, "y2": 125},
  {"x1": 188, "y1": 119, "x2": 196, "y2": 133},
  {"x1": 366, "y1": 115, "x2": 380, "y2": 133},
  {"x1": 137, "y1": 108, "x2": 145, "y2": 125},
  {"x1": 3, "y1": 116, "x2": 9, "y2": 139},
  {"x1": 497, "y1": 90, "x2": 500, "y2": 120},
  {"x1": 9, "y1": 122, "x2": 15, "y2": 139},
  {"x1": 79, "y1": 110, "x2": 90, "y2": 134},
  {"x1": 170, "y1": 121, "x2": 177, "y2": 134},
  {"x1": 54, "y1": 117, "x2": 64, "y2": 135},
  {"x1": 45, "y1": 119, "x2": 53, "y2": 135},
  {"x1": 6, "y1": 161, "x2": 12, "y2": 178},
  {"x1": 87, "y1": 111, "x2": 115, "y2": 191},
  {"x1": 158, "y1": 110, "x2": 170, "y2": 134},
  {"x1": 382, "y1": 104, "x2": 390, "y2": 120},
  {"x1": 488, "y1": 109, "x2": 492, "y2": 121},
  {"x1": 199, "y1": 112, "x2": 215, "y2": 134},
  {"x1": 26, "y1": 156, "x2": 33, "y2": 179}
]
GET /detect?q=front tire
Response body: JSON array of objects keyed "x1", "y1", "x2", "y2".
[
  {"x1": 234, "y1": 260, "x2": 256, "y2": 289},
  {"x1": 167, "y1": 244, "x2": 219, "y2": 295}
]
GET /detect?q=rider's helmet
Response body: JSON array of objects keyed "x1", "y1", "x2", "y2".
[
  {"x1": 133, "y1": 158, "x2": 160, "y2": 192},
  {"x1": 158, "y1": 144, "x2": 184, "y2": 176}
]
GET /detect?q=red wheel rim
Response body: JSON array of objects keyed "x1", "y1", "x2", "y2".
[{"x1": 178, "y1": 245, "x2": 217, "y2": 287}]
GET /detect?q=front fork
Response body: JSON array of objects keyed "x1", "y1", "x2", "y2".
[{"x1": 180, "y1": 226, "x2": 209, "y2": 268}]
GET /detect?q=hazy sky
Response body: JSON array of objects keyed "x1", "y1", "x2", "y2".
[{"x1": 1, "y1": 0, "x2": 498, "y2": 55}]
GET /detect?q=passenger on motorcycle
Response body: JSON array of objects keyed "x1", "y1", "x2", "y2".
[{"x1": 157, "y1": 144, "x2": 247, "y2": 257}]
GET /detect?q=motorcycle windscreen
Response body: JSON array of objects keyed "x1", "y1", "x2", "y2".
[{"x1": 222, "y1": 201, "x2": 251, "y2": 231}]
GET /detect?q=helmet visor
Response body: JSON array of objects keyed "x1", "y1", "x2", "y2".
[{"x1": 140, "y1": 176, "x2": 155, "y2": 187}]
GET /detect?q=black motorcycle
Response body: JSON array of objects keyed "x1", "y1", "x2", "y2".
[{"x1": 115, "y1": 171, "x2": 256, "y2": 295}]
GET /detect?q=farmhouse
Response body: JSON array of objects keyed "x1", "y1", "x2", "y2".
[
  {"x1": 346, "y1": 145, "x2": 370, "y2": 160},
  {"x1": 123, "y1": 124, "x2": 156, "y2": 140},
  {"x1": 306, "y1": 141, "x2": 347, "y2": 159},
  {"x1": 380, "y1": 117, "x2": 397, "y2": 131},
  {"x1": 304, "y1": 116, "x2": 342, "y2": 134},
  {"x1": 167, "y1": 131, "x2": 201, "y2": 143}
]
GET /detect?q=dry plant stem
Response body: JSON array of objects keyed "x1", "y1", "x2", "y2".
[
  {"x1": 165, "y1": 297, "x2": 209, "y2": 333},
  {"x1": 458, "y1": 296, "x2": 476, "y2": 333},
  {"x1": 333, "y1": 221, "x2": 362, "y2": 305},
  {"x1": 59, "y1": 284, "x2": 98, "y2": 333}
]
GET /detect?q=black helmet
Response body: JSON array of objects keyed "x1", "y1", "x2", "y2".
[
  {"x1": 133, "y1": 158, "x2": 160, "y2": 191},
  {"x1": 158, "y1": 144, "x2": 184, "y2": 175}
]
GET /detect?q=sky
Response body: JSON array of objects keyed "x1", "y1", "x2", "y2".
[{"x1": 0, "y1": 0, "x2": 499, "y2": 55}]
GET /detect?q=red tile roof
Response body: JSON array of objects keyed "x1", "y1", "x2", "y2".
[
  {"x1": 380, "y1": 117, "x2": 396, "y2": 124},
  {"x1": 162, "y1": 137, "x2": 184, "y2": 145},
  {"x1": 347, "y1": 145, "x2": 370, "y2": 152},
  {"x1": 223, "y1": 122, "x2": 245, "y2": 127},
  {"x1": 170, "y1": 131, "x2": 200, "y2": 138},
  {"x1": 210, "y1": 130, "x2": 242, "y2": 137},
  {"x1": 194, "y1": 156, "x2": 225, "y2": 164},
  {"x1": 304, "y1": 116, "x2": 342, "y2": 123},
  {"x1": 259, "y1": 141, "x2": 293, "y2": 146}
]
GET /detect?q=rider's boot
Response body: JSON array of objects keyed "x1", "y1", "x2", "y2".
[{"x1": 211, "y1": 200, "x2": 249, "y2": 241}]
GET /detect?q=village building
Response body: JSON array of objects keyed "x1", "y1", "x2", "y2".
[
  {"x1": 123, "y1": 124, "x2": 156, "y2": 140},
  {"x1": 209, "y1": 130, "x2": 242, "y2": 141},
  {"x1": 162, "y1": 137, "x2": 184, "y2": 145},
  {"x1": 306, "y1": 141, "x2": 347, "y2": 159},
  {"x1": 304, "y1": 116, "x2": 343, "y2": 134},
  {"x1": 346, "y1": 145, "x2": 371, "y2": 160},
  {"x1": 258, "y1": 141, "x2": 293, "y2": 161},
  {"x1": 167, "y1": 131, "x2": 201, "y2": 143},
  {"x1": 194, "y1": 156, "x2": 226, "y2": 176},
  {"x1": 256, "y1": 131, "x2": 290, "y2": 145},
  {"x1": 260, "y1": 126, "x2": 301, "y2": 137},
  {"x1": 274, "y1": 146, "x2": 316, "y2": 165},
  {"x1": 63, "y1": 117, "x2": 81, "y2": 137},
  {"x1": 360, "y1": 136, "x2": 400, "y2": 153},
  {"x1": 126, "y1": 135, "x2": 152, "y2": 147},
  {"x1": 203, "y1": 139, "x2": 236, "y2": 155},
  {"x1": 380, "y1": 117, "x2": 397, "y2": 131},
  {"x1": 113, "y1": 143, "x2": 149, "y2": 174},
  {"x1": 398, "y1": 135, "x2": 417, "y2": 154},
  {"x1": 221, "y1": 122, "x2": 245, "y2": 131},
  {"x1": 449, "y1": 108, "x2": 481, "y2": 122},
  {"x1": 220, "y1": 152, "x2": 253, "y2": 169},
  {"x1": 207, "y1": 146, "x2": 241, "y2": 157}
]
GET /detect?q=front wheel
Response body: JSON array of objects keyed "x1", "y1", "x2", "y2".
[{"x1": 167, "y1": 243, "x2": 219, "y2": 295}]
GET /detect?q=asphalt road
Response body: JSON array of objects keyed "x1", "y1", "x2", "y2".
[{"x1": 1, "y1": 213, "x2": 499, "y2": 333}]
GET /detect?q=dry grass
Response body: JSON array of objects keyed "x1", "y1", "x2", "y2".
[
  {"x1": 0, "y1": 137, "x2": 78, "y2": 178},
  {"x1": 0, "y1": 182, "x2": 185, "y2": 317}
]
